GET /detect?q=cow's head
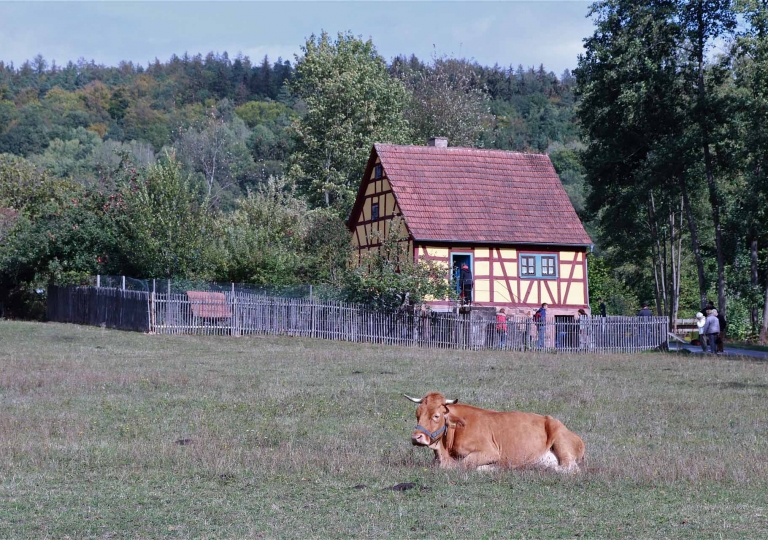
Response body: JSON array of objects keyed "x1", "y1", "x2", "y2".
[{"x1": 404, "y1": 392, "x2": 458, "y2": 447}]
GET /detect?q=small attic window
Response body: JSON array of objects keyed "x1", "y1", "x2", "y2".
[
  {"x1": 371, "y1": 202, "x2": 379, "y2": 220},
  {"x1": 374, "y1": 164, "x2": 383, "y2": 179}
]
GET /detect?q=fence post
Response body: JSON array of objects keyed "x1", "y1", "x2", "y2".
[
  {"x1": 311, "y1": 299, "x2": 316, "y2": 339},
  {"x1": 121, "y1": 275, "x2": 125, "y2": 291},
  {"x1": 231, "y1": 282, "x2": 239, "y2": 337},
  {"x1": 149, "y1": 279, "x2": 156, "y2": 333},
  {"x1": 96, "y1": 274, "x2": 100, "y2": 288}
]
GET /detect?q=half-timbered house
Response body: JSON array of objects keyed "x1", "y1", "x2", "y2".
[{"x1": 347, "y1": 137, "x2": 593, "y2": 318}]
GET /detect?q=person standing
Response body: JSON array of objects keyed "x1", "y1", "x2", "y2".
[
  {"x1": 695, "y1": 312, "x2": 707, "y2": 352},
  {"x1": 637, "y1": 303, "x2": 652, "y2": 317},
  {"x1": 716, "y1": 310, "x2": 727, "y2": 353},
  {"x1": 637, "y1": 303, "x2": 652, "y2": 347},
  {"x1": 535, "y1": 303, "x2": 547, "y2": 348},
  {"x1": 496, "y1": 308, "x2": 508, "y2": 349},
  {"x1": 598, "y1": 297, "x2": 607, "y2": 317},
  {"x1": 703, "y1": 309, "x2": 721, "y2": 354},
  {"x1": 459, "y1": 264, "x2": 473, "y2": 304}
]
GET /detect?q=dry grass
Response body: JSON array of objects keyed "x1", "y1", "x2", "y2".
[{"x1": 1, "y1": 320, "x2": 768, "y2": 538}]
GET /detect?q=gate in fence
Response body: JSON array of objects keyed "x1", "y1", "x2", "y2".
[{"x1": 47, "y1": 285, "x2": 669, "y2": 353}]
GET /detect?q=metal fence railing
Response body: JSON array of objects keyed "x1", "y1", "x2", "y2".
[{"x1": 47, "y1": 285, "x2": 669, "y2": 353}]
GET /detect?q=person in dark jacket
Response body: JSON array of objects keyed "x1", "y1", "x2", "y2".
[
  {"x1": 703, "y1": 309, "x2": 721, "y2": 354},
  {"x1": 535, "y1": 303, "x2": 547, "y2": 348},
  {"x1": 716, "y1": 310, "x2": 727, "y2": 353},
  {"x1": 637, "y1": 304, "x2": 652, "y2": 317},
  {"x1": 459, "y1": 264, "x2": 473, "y2": 304},
  {"x1": 597, "y1": 297, "x2": 607, "y2": 317}
]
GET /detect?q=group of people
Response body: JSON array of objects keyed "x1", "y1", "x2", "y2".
[
  {"x1": 695, "y1": 302, "x2": 727, "y2": 355},
  {"x1": 495, "y1": 302, "x2": 550, "y2": 349}
]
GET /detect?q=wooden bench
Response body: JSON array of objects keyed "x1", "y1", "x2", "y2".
[{"x1": 672, "y1": 318, "x2": 699, "y2": 341}]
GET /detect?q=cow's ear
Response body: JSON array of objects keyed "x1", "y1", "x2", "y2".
[{"x1": 443, "y1": 405, "x2": 466, "y2": 428}]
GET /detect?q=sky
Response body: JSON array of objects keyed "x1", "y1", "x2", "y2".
[{"x1": 0, "y1": 1, "x2": 595, "y2": 75}]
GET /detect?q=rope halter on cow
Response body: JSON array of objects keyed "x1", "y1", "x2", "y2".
[
  {"x1": 414, "y1": 423, "x2": 447, "y2": 443},
  {"x1": 404, "y1": 393, "x2": 459, "y2": 445}
]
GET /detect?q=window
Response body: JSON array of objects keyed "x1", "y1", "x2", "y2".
[
  {"x1": 541, "y1": 256, "x2": 556, "y2": 276},
  {"x1": 374, "y1": 164, "x2": 383, "y2": 179},
  {"x1": 520, "y1": 256, "x2": 536, "y2": 276},
  {"x1": 519, "y1": 254, "x2": 559, "y2": 279},
  {"x1": 371, "y1": 202, "x2": 379, "y2": 220}
]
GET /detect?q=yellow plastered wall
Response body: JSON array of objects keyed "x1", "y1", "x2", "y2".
[
  {"x1": 494, "y1": 280, "x2": 512, "y2": 303},
  {"x1": 384, "y1": 193, "x2": 395, "y2": 216},
  {"x1": 356, "y1": 225, "x2": 367, "y2": 246},
  {"x1": 474, "y1": 279, "x2": 490, "y2": 302},
  {"x1": 568, "y1": 285, "x2": 585, "y2": 305},
  {"x1": 475, "y1": 248, "x2": 489, "y2": 258},
  {"x1": 475, "y1": 261, "x2": 489, "y2": 276},
  {"x1": 541, "y1": 285, "x2": 555, "y2": 305},
  {"x1": 427, "y1": 247, "x2": 449, "y2": 258},
  {"x1": 522, "y1": 280, "x2": 538, "y2": 305}
]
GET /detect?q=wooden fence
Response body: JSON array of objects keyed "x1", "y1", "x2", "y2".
[
  {"x1": 47, "y1": 285, "x2": 150, "y2": 332},
  {"x1": 149, "y1": 290, "x2": 668, "y2": 353},
  {"x1": 47, "y1": 285, "x2": 669, "y2": 353}
]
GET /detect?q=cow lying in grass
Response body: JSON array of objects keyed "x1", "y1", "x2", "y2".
[{"x1": 404, "y1": 392, "x2": 585, "y2": 472}]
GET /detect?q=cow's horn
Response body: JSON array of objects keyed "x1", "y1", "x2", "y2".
[
  {"x1": 403, "y1": 394, "x2": 423, "y2": 403},
  {"x1": 444, "y1": 398, "x2": 458, "y2": 404}
]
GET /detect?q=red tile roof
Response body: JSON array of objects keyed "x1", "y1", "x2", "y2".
[{"x1": 370, "y1": 144, "x2": 592, "y2": 246}]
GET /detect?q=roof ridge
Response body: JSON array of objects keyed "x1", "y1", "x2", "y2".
[{"x1": 374, "y1": 143, "x2": 549, "y2": 158}]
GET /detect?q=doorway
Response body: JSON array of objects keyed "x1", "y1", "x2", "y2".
[{"x1": 451, "y1": 252, "x2": 473, "y2": 300}]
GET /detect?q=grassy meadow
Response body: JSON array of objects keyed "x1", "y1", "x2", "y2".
[{"x1": 1, "y1": 320, "x2": 768, "y2": 538}]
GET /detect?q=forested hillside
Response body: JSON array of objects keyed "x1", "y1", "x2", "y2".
[
  {"x1": 1, "y1": 12, "x2": 767, "y2": 343},
  {"x1": 0, "y1": 33, "x2": 585, "y2": 318}
]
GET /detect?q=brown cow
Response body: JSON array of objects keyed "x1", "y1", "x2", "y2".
[{"x1": 405, "y1": 392, "x2": 585, "y2": 472}]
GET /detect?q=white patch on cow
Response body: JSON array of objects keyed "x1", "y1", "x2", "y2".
[
  {"x1": 555, "y1": 461, "x2": 580, "y2": 474},
  {"x1": 534, "y1": 451, "x2": 559, "y2": 470}
]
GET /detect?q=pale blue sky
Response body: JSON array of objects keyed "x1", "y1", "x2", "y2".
[{"x1": 0, "y1": 1, "x2": 594, "y2": 74}]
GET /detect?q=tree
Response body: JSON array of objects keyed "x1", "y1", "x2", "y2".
[
  {"x1": 341, "y1": 217, "x2": 455, "y2": 310},
  {"x1": 733, "y1": 0, "x2": 768, "y2": 341},
  {"x1": 114, "y1": 157, "x2": 216, "y2": 278},
  {"x1": 576, "y1": 0, "x2": 689, "y2": 322},
  {"x1": 400, "y1": 57, "x2": 491, "y2": 147},
  {"x1": 174, "y1": 105, "x2": 255, "y2": 205},
  {"x1": 678, "y1": 0, "x2": 737, "y2": 314},
  {"x1": 288, "y1": 32, "x2": 411, "y2": 213}
]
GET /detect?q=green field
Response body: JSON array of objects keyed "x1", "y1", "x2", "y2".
[{"x1": 2, "y1": 321, "x2": 768, "y2": 538}]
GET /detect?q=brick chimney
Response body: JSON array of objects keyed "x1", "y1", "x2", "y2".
[{"x1": 427, "y1": 137, "x2": 448, "y2": 148}]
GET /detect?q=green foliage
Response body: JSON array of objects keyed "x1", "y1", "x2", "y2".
[
  {"x1": 0, "y1": 155, "x2": 119, "y2": 316},
  {"x1": 235, "y1": 100, "x2": 294, "y2": 129},
  {"x1": 587, "y1": 254, "x2": 640, "y2": 316},
  {"x1": 398, "y1": 57, "x2": 491, "y2": 147},
  {"x1": 288, "y1": 32, "x2": 411, "y2": 213},
  {"x1": 341, "y1": 218, "x2": 454, "y2": 310},
  {"x1": 547, "y1": 141, "x2": 587, "y2": 215},
  {"x1": 216, "y1": 177, "x2": 309, "y2": 285},
  {"x1": 215, "y1": 177, "x2": 350, "y2": 286},
  {"x1": 114, "y1": 158, "x2": 216, "y2": 278},
  {"x1": 29, "y1": 127, "x2": 101, "y2": 181}
]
